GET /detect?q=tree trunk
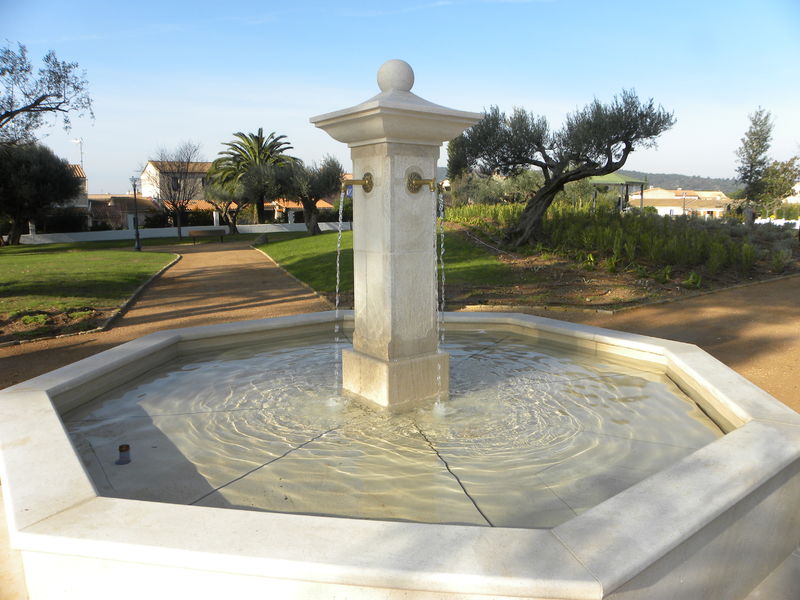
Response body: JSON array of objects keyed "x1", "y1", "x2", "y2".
[
  {"x1": 302, "y1": 200, "x2": 322, "y2": 235},
  {"x1": 256, "y1": 198, "x2": 266, "y2": 224},
  {"x1": 504, "y1": 180, "x2": 564, "y2": 246},
  {"x1": 7, "y1": 219, "x2": 25, "y2": 245},
  {"x1": 227, "y1": 211, "x2": 239, "y2": 235},
  {"x1": 175, "y1": 209, "x2": 183, "y2": 240}
]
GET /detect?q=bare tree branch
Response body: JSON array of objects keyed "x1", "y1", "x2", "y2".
[{"x1": 1, "y1": 43, "x2": 93, "y2": 144}]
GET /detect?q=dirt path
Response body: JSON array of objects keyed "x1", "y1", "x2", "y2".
[
  {"x1": 526, "y1": 275, "x2": 800, "y2": 413},
  {"x1": 0, "y1": 241, "x2": 330, "y2": 387}
]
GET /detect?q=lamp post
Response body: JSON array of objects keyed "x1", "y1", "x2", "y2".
[
  {"x1": 130, "y1": 176, "x2": 141, "y2": 251},
  {"x1": 71, "y1": 138, "x2": 84, "y2": 169}
]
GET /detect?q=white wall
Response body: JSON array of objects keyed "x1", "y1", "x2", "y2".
[
  {"x1": 755, "y1": 218, "x2": 800, "y2": 229},
  {"x1": 139, "y1": 163, "x2": 161, "y2": 199},
  {"x1": 19, "y1": 222, "x2": 352, "y2": 244},
  {"x1": 236, "y1": 223, "x2": 351, "y2": 234}
]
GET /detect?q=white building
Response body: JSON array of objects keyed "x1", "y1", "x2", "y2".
[
  {"x1": 628, "y1": 187, "x2": 731, "y2": 218},
  {"x1": 140, "y1": 160, "x2": 211, "y2": 202},
  {"x1": 783, "y1": 182, "x2": 800, "y2": 205}
]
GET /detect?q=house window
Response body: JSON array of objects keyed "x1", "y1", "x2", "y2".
[
  {"x1": 170, "y1": 176, "x2": 181, "y2": 191},
  {"x1": 669, "y1": 209, "x2": 674, "y2": 216}
]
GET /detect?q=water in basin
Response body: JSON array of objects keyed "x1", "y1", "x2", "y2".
[{"x1": 65, "y1": 327, "x2": 722, "y2": 529}]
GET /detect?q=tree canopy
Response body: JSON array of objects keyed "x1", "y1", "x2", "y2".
[
  {"x1": 448, "y1": 90, "x2": 675, "y2": 246},
  {"x1": 0, "y1": 43, "x2": 93, "y2": 145},
  {"x1": 735, "y1": 107, "x2": 773, "y2": 203},
  {"x1": 760, "y1": 157, "x2": 800, "y2": 210},
  {"x1": 0, "y1": 143, "x2": 81, "y2": 244},
  {"x1": 209, "y1": 129, "x2": 296, "y2": 223},
  {"x1": 289, "y1": 156, "x2": 344, "y2": 235}
]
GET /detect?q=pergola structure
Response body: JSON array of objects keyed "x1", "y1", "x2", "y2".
[{"x1": 587, "y1": 173, "x2": 647, "y2": 210}]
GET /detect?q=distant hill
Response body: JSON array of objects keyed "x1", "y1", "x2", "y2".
[
  {"x1": 439, "y1": 166, "x2": 741, "y2": 195},
  {"x1": 618, "y1": 170, "x2": 740, "y2": 195}
]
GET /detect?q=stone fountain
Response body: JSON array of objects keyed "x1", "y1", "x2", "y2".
[
  {"x1": 311, "y1": 59, "x2": 479, "y2": 409},
  {"x1": 0, "y1": 61, "x2": 798, "y2": 599}
]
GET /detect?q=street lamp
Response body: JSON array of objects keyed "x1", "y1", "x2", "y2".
[
  {"x1": 71, "y1": 138, "x2": 84, "y2": 169},
  {"x1": 130, "y1": 176, "x2": 142, "y2": 251}
]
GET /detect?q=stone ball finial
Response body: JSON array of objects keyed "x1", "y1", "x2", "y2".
[{"x1": 377, "y1": 59, "x2": 414, "y2": 92}]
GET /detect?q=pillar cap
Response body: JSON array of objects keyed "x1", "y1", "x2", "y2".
[{"x1": 310, "y1": 60, "x2": 480, "y2": 148}]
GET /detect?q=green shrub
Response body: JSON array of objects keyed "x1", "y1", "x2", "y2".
[
  {"x1": 21, "y1": 313, "x2": 47, "y2": 325},
  {"x1": 770, "y1": 248, "x2": 792, "y2": 273},
  {"x1": 655, "y1": 265, "x2": 673, "y2": 284},
  {"x1": 603, "y1": 255, "x2": 620, "y2": 273},
  {"x1": 446, "y1": 199, "x2": 797, "y2": 280},
  {"x1": 705, "y1": 241, "x2": 728, "y2": 275},
  {"x1": 740, "y1": 242, "x2": 756, "y2": 273},
  {"x1": 186, "y1": 210, "x2": 214, "y2": 226},
  {"x1": 35, "y1": 207, "x2": 89, "y2": 233},
  {"x1": 682, "y1": 271, "x2": 702, "y2": 289},
  {"x1": 144, "y1": 212, "x2": 169, "y2": 228}
]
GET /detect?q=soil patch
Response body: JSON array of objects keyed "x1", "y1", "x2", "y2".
[
  {"x1": 0, "y1": 307, "x2": 113, "y2": 343},
  {"x1": 444, "y1": 227, "x2": 800, "y2": 310}
]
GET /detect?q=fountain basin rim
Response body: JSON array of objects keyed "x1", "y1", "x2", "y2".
[{"x1": 1, "y1": 311, "x2": 799, "y2": 599}]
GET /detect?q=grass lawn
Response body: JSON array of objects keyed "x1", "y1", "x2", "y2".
[
  {"x1": 0, "y1": 244, "x2": 176, "y2": 341},
  {"x1": 256, "y1": 229, "x2": 519, "y2": 303}
]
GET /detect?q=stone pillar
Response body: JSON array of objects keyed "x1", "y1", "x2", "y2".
[
  {"x1": 343, "y1": 142, "x2": 444, "y2": 409},
  {"x1": 311, "y1": 60, "x2": 479, "y2": 410}
]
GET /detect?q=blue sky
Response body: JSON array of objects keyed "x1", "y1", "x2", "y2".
[{"x1": 2, "y1": 0, "x2": 799, "y2": 193}]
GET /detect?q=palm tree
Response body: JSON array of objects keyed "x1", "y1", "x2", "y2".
[{"x1": 209, "y1": 128, "x2": 296, "y2": 223}]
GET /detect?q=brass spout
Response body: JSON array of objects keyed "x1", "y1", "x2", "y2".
[
  {"x1": 406, "y1": 172, "x2": 436, "y2": 194},
  {"x1": 341, "y1": 172, "x2": 374, "y2": 194}
]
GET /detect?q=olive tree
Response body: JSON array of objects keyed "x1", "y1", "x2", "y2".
[
  {"x1": 1, "y1": 43, "x2": 93, "y2": 145},
  {"x1": 449, "y1": 90, "x2": 675, "y2": 246},
  {"x1": 291, "y1": 156, "x2": 344, "y2": 235}
]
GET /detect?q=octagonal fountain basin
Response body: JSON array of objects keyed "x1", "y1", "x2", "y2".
[
  {"x1": 1, "y1": 311, "x2": 799, "y2": 600},
  {"x1": 64, "y1": 319, "x2": 723, "y2": 528}
]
